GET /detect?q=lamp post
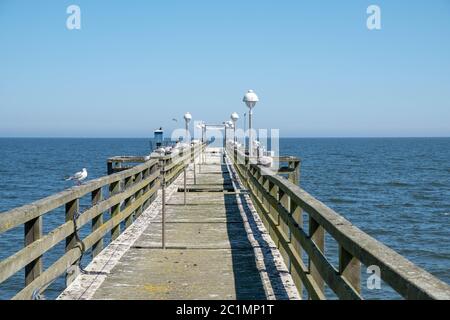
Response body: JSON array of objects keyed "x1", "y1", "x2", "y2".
[
  {"x1": 243, "y1": 112, "x2": 247, "y2": 147},
  {"x1": 184, "y1": 112, "x2": 192, "y2": 142},
  {"x1": 243, "y1": 90, "x2": 259, "y2": 156},
  {"x1": 231, "y1": 112, "x2": 239, "y2": 144},
  {"x1": 196, "y1": 123, "x2": 203, "y2": 142},
  {"x1": 202, "y1": 123, "x2": 206, "y2": 143},
  {"x1": 223, "y1": 122, "x2": 229, "y2": 149}
]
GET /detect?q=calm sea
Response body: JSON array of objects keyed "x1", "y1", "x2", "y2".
[{"x1": 0, "y1": 138, "x2": 449, "y2": 299}]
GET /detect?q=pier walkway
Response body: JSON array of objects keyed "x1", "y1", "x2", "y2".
[
  {"x1": 1, "y1": 144, "x2": 450, "y2": 300},
  {"x1": 58, "y1": 148, "x2": 299, "y2": 300}
]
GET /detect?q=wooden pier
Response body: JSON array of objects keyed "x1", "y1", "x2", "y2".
[
  {"x1": 1, "y1": 143, "x2": 450, "y2": 300},
  {"x1": 59, "y1": 149, "x2": 298, "y2": 300}
]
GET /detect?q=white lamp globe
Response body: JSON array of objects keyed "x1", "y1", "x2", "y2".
[
  {"x1": 243, "y1": 90, "x2": 259, "y2": 109},
  {"x1": 184, "y1": 112, "x2": 192, "y2": 123},
  {"x1": 231, "y1": 112, "x2": 239, "y2": 123}
]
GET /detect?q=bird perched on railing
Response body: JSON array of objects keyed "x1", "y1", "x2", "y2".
[
  {"x1": 253, "y1": 140, "x2": 273, "y2": 167},
  {"x1": 65, "y1": 168, "x2": 88, "y2": 185}
]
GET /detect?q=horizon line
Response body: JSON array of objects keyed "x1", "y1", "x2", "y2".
[{"x1": 1, "y1": 136, "x2": 450, "y2": 139}]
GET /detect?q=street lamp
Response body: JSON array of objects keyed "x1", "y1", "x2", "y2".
[
  {"x1": 184, "y1": 112, "x2": 192, "y2": 142},
  {"x1": 243, "y1": 90, "x2": 259, "y2": 156},
  {"x1": 230, "y1": 112, "x2": 239, "y2": 144}
]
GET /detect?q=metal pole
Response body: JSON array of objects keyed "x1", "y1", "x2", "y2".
[
  {"x1": 249, "y1": 109, "x2": 253, "y2": 157},
  {"x1": 193, "y1": 155, "x2": 197, "y2": 185},
  {"x1": 160, "y1": 160, "x2": 166, "y2": 249},
  {"x1": 244, "y1": 113, "x2": 247, "y2": 151},
  {"x1": 203, "y1": 139, "x2": 205, "y2": 165},
  {"x1": 183, "y1": 166, "x2": 187, "y2": 206},
  {"x1": 224, "y1": 125, "x2": 227, "y2": 149}
]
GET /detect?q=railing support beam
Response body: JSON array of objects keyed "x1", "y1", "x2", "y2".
[
  {"x1": 24, "y1": 217, "x2": 42, "y2": 286},
  {"x1": 91, "y1": 188, "x2": 103, "y2": 258}
]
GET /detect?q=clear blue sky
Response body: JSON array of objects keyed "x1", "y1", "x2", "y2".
[{"x1": 1, "y1": 0, "x2": 449, "y2": 137}]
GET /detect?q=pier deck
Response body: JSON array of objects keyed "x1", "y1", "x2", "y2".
[
  {"x1": 3, "y1": 144, "x2": 450, "y2": 300},
  {"x1": 58, "y1": 149, "x2": 299, "y2": 300}
]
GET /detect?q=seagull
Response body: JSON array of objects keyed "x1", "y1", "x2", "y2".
[
  {"x1": 65, "y1": 168, "x2": 88, "y2": 185},
  {"x1": 258, "y1": 156, "x2": 273, "y2": 167}
]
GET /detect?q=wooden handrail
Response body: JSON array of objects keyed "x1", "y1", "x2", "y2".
[
  {"x1": 0, "y1": 159, "x2": 159, "y2": 233},
  {"x1": 227, "y1": 145, "x2": 450, "y2": 300},
  {"x1": 0, "y1": 143, "x2": 206, "y2": 299}
]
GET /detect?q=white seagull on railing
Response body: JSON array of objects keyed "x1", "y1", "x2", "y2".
[{"x1": 65, "y1": 168, "x2": 88, "y2": 185}]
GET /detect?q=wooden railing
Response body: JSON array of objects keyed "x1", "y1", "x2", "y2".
[
  {"x1": 107, "y1": 156, "x2": 151, "y2": 174},
  {"x1": 155, "y1": 143, "x2": 204, "y2": 185},
  {"x1": 227, "y1": 145, "x2": 450, "y2": 300},
  {"x1": 0, "y1": 142, "x2": 205, "y2": 300}
]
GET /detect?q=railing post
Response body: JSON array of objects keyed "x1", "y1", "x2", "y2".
[
  {"x1": 109, "y1": 181, "x2": 121, "y2": 240},
  {"x1": 339, "y1": 246, "x2": 361, "y2": 295},
  {"x1": 244, "y1": 155, "x2": 249, "y2": 188},
  {"x1": 24, "y1": 216, "x2": 42, "y2": 286},
  {"x1": 279, "y1": 188, "x2": 291, "y2": 270},
  {"x1": 160, "y1": 158, "x2": 166, "y2": 250},
  {"x1": 290, "y1": 200, "x2": 303, "y2": 297},
  {"x1": 261, "y1": 176, "x2": 271, "y2": 229},
  {"x1": 65, "y1": 199, "x2": 79, "y2": 286},
  {"x1": 308, "y1": 216, "x2": 325, "y2": 298},
  {"x1": 288, "y1": 158, "x2": 300, "y2": 185},
  {"x1": 107, "y1": 160, "x2": 113, "y2": 175},
  {"x1": 91, "y1": 188, "x2": 103, "y2": 258},
  {"x1": 268, "y1": 180, "x2": 280, "y2": 246},
  {"x1": 141, "y1": 168, "x2": 151, "y2": 210},
  {"x1": 124, "y1": 176, "x2": 134, "y2": 228},
  {"x1": 134, "y1": 172, "x2": 143, "y2": 218}
]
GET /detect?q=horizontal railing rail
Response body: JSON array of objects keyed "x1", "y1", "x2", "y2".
[
  {"x1": 153, "y1": 143, "x2": 204, "y2": 185},
  {"x1": 0, "y1": 142, "x2": 205, "y2": 300},
  {"x1": 227, "y1": 144, "x2": 450, "y2": 300},
  {"x1": 107, "y1": 156, "x2": 151, "y2": 174}
]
